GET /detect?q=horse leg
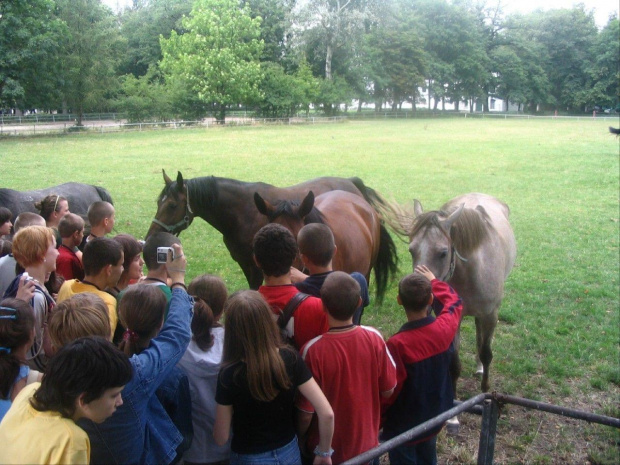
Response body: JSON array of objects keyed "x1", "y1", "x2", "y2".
[
  {"x1": 446, "y1": 325, "x2": 462, "y2": 435},
  {"x1": 476, "y1": 314, "x2": 497, "y2": 393}
]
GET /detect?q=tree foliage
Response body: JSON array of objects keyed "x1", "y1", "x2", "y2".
[
  {"x1": 0, "y1": 0, "x2": 65, "y2": 109},
  {"x1": 160, "y1": 0, "x2": 264, "y2": 122},
  {"x1": 55, "y1": 0, "x2": 124, "y2": 124}
]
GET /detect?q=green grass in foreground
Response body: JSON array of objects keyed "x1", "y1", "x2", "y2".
[{"x1": 2, "y1": 118, "x2": 619, "y2": 461}]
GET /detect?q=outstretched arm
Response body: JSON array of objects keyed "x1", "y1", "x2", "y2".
[{"x1": 298, "y1": 377, "x2": 334, "y2": 465}]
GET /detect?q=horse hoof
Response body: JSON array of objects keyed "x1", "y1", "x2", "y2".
[{"x1": 446, "y1": 417, "x2": 460, "y2": 435}]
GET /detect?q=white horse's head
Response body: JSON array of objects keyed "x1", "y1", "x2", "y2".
[{"x1": 408, "y1": 200, "x2": 465, "y2": 281}]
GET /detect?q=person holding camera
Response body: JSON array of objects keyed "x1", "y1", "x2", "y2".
[{"x1": 78, "y1": 243, "x2": 193, "y2": 465}]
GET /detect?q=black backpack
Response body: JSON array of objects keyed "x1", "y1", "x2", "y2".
[{"x1": 275, "y1": 292, "x2": 310, "y2": 347}]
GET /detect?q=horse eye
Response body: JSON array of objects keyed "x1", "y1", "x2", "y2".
[
  {"x1": 167, "y1": 201, "x2": 177, "y2": 209},
  {"x1": 438, "y1": 249, "x2": 448, "y2": 259}
]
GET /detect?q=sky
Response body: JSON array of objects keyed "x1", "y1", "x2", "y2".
[{"x1": 102, "y1": 0, "x2": 618, "y2": 28}]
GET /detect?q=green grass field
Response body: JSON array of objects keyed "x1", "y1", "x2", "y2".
[{"x1": 2, "y1": 117, "x2": 619, "y2": 462}]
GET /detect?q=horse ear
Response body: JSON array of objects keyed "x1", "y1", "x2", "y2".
[
  {"x1": 298, "y1": 191, "x2": 315, "y2": 218},
  {"x1": 413, "y1": 199, "x2": 424, "y2": 217},
  {"x1": 176, "y1": 172, "x2": 184, "y2": 192},
  {"x1": 442, "y1": 203, "x2": 465, "y2": 233},
  {"x1": 254, "y1": 192, "x2": 274, "y2": 217},
  {"x1": 163, "y1": 169, "x2": 173, "y2": 186}
]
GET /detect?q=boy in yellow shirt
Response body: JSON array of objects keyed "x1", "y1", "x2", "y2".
[{"x1": 0, "y1": 336, "x2": 132, "y2": 464}]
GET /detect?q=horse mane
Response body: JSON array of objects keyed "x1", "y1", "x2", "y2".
[
  {"x1": 187, "y1": 176, "x2": 219, "y2": 210},
  {"x1": 410, "y1": 207, "x2": 491, "y2": 255}
]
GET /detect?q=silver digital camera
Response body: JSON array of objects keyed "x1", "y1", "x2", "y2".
[{"x1": 156, "y1": 247, "x2": 175, "y2": 264}]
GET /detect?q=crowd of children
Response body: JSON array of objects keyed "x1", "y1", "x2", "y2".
[{"x1": 0, "y1": 196, "x2": 463, "y2": 465}]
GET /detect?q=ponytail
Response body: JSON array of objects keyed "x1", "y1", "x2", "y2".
[{"x1": 192, "y1": 298, "x2": 215, "y2": 351}]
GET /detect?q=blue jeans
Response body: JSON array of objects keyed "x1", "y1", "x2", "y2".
[
  {"x1": 388, "y1": 436, "x2": 437, "y2": 465},
  {"x1": 230, "y1": 437, "x2": 300, "y2": 465}
]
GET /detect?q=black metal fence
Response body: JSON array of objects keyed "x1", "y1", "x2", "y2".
[{"x1": 342, "y1": 392, "x2": 620, "y2": 465}]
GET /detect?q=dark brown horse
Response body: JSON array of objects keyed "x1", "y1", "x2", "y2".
[
  {"x1": 254, "y1": 190, "x2": 398, "y2": 301},
  {"x1": 147, "y1": 171, "x2": 398, "y2": 291}
]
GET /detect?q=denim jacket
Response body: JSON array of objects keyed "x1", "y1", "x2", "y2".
[{"x1": 79, "y1": 289, "x2": 193, "y2": 465}]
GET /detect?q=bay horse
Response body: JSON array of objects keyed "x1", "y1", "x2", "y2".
[
  {"x1": 254, "y1": 190, "x2": 398, "y2": 301},
  {"x1": 0, "y1": 183, "x2": 114, "y2": 229},
  {"x1": 405, "y1": 193, "x2": 516, "y2": 394},
  {"x1": 147, "y1": 171, "x2": 400, "y2": 291}
]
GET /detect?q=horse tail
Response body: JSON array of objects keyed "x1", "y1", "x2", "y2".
[
  {"x1": 94, "y1": 186, "x2": 114, "y2": 205},
  {"x1": 349, "y1": 177, "x2": 410, "y2": 238},
  {"x1": 374, "y1": 223, "x2": 399, "y2": 303}
]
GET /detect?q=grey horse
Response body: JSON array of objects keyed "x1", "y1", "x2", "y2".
[{"x1": 406, "y1": 193, "x2": 517, "y2": 396}]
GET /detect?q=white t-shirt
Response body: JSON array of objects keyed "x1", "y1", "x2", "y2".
[{"x1": 177, "y1": 326, "x2": 231, "y2": 462}]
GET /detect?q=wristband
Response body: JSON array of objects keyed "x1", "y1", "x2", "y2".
[
  {"x1": 171, "y1": 282, "x2": 187, "y2": 291},
  {"x1": 313, "y1": 446, "x2": 334, "y2": 457}
]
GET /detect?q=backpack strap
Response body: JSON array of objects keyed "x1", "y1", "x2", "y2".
[{"x1": 277, "y1": 292, "x2": 310, "y2": 330}]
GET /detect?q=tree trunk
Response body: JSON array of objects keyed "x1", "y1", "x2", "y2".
[{"x1": 325, "y1": 43, "x2": 333, "y2": 81}]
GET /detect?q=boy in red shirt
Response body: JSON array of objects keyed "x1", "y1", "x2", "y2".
[
  {"x1": 56, "y1": 213, "x2": 85, "y2": 281},
  {"x1": 252, "y1": 223, "x2": 328, "y2": 350},
  {"x1": 297, "y1": 271, "x2": 396, "y2": 464},
  {"x1": 382, "y1": 265, "x2": 463, "y2": 465}
]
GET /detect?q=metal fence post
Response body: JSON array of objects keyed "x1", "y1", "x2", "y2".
[{"x1": 477, "y1": 397, "x2": 499, "y2": 465}]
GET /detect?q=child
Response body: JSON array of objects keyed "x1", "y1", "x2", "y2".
[
  {"x1": 56, "y1": 213, "x2": 85, "y2": 281},
  {"x1": 57, "y1": 237, "x2": 124, "y2": 339},
  {"x1": 109, "y1": 234, "x2": 144, "y2": 297},
  {"x1": 77, "y1": 244, "x2": 193, "y2": 465},
  {"x1": 0, "y1": 298, "x2": 43, "y2": 422},
  {"x1": 0, "y1": 336, "x2": 132, "y2": 465},
  {"x1": 86, "y1": 201, "x2": 115, "y2": 243},
  {"x1": 382, "y1": 265, "x2": 463, "y2": 465},
  {"x1": 0, "y1": 212, "x2": 45, "y2": 298},
  {"x1": 177, "y1": 274, "x2": 231, "y2": 465},
  {"x1": 118, "y1": 282, "x2": 193, "y2": 461},
  {"x1": 48, "y1": 293, "x2": 111, "y2": 351},
  {"x1": 214, "y1": 290, "x2": 334, "y2": 465},
  {"x1": 296, "y1": 271, "x2": 397, "y2": 464},
  {"x1": 0, "y1": 207, "x2": 12, "y2": 237},
  {"x1": 5, "y1": 225, "x2": 59, "y2": 371},
  {"x1": 292, "y1": 223, "x2": 370, "y2": 324},
  {"x1": 253, "y1": 223, "x2": 328, "y2": 350}
]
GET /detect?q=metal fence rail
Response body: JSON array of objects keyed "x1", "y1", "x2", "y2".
[{"x1": 342, "y1": 392, "x2": 620, "y2": 465}]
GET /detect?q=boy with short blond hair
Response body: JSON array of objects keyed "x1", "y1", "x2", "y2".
[
  {"x1": 382, "y1": 265, "x2": 463, "y2": 465},
  {"x1": 296, "y1": 271, "x2": 396, "y2": 464},
  {"x1": 56, "y1": 213, "x2": 85, "y2": 281},
  {"x1": 48, "y1": 293, "x2": 111, "y2": 349},
  {"x1": 86, "y1": 201, "x2": 115, "y2": 242}
]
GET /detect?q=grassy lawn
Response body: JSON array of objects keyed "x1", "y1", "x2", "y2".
[{"x1": 1, "y1": 117, "x2": 619, "y2": 463}]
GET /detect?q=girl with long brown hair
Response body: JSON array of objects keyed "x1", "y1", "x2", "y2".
[{"x1": 214, "y1": 290, "x2": 334, "y2": 465}]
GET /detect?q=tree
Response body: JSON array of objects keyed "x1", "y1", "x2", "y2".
[
  {"x1": 118, "y1": 0, "x2": 193, "y2": 78},
  {"x1": 114, "y1": 66, "x2": 171, "y2": 122},
  {"x1": 527, "y1": 6, "x2": 597, "y2": 111},
  {"x1": 160, "y1": 0, "x2": 264, "y2": 122},
  {"x1": 0, "y1": 0, "x2": 65, "y2": 110},
  {"x1": 55, "y1": 0, "x2": 124, "y2": 124},
  {"x1": 297, "y1": 0, "x2": 378, "y2": 81},
  {"x1": 368, "y1": 1, "x2": 427, "y2": 111},
  {"x1": 579, "y1": 16, "x2": 619, "y2": 109},
  {"x1": 242, "y1": 0, "x2": 297, "y2": 66}
]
